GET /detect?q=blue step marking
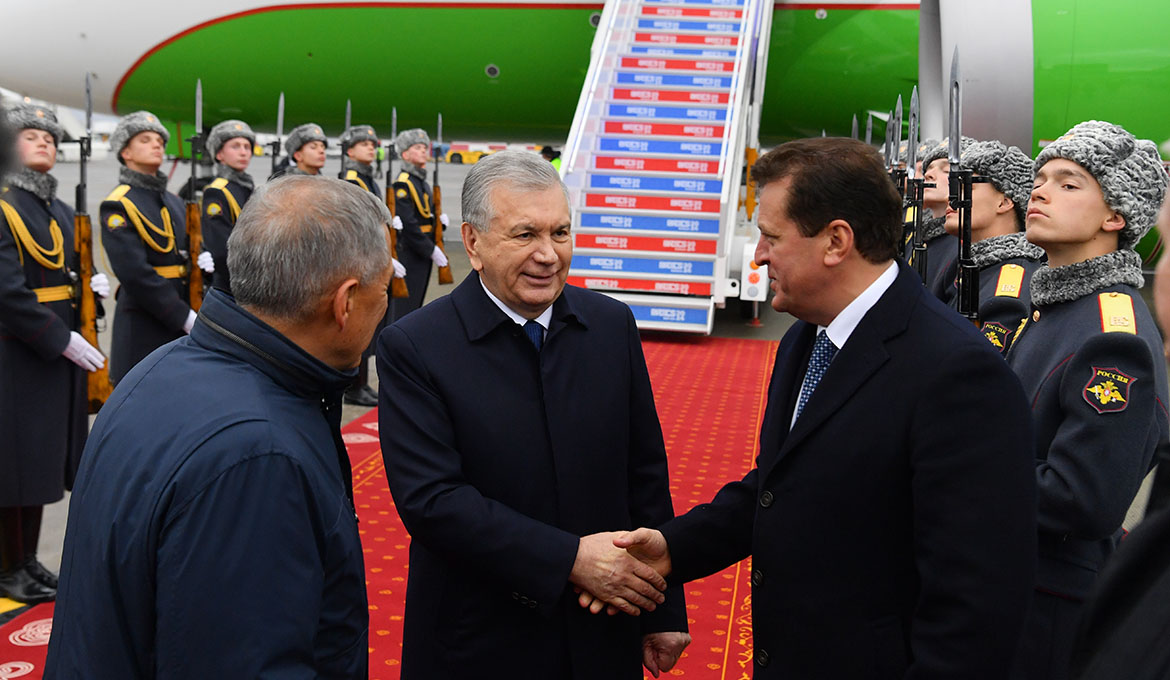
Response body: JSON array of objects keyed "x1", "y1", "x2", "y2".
[
  {"x1": 598, "y1": 138, "x2": 723, "y2": 156},
  {"x1": 580, "y1": 213, "x2": 721, "y2": 234},
  {"x1": 616, "y1": 72, "x2": 733, "y2": 89},
  {"x1": 631, "y1": 46, "x2": 738, "y2": 58},
  {"x1": 629, "y1": 304, "x2": 710, "y2": 326},
  {"x1": 590, "y1": 174, "x2": 723, "y2": 193},
  {"x1": 608, "y1": 104, "x2": 728, "y2": 121},
  {"x1": 637, "y1": 19, "x2": 741, "y2": 31},
  {"x1": 572, "y1": 255, "x2": 716, "y2": 277}
]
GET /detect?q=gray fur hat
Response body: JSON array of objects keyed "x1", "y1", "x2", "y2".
[
  {"x1": 284, "y1": 123, "x2": 328, "y2": 156},
  {"x1": 921, "y1": 136, "x2": 977, "y2": 173},
  {"x1": 111, "y1": 111, "x2": 169, "y2": 164},
  {"x1": 6, "y1": 103, "x2": 64, "y2": 145},
  {"x1": 1035, "y1": 120, "x2": 1169, "y2": 249},
  {"x1": 341, "y1": 125, "x2": 378, "y2": 148},
  {"x1": 207, "y1": 119, "x2": 255, "y2": 157},
  {"x1": 962, "y1": 140, "x2": 1033, "y2": 221},
  {"x1": 394, "y1": 128, "x2": 430, "y2": 155}
]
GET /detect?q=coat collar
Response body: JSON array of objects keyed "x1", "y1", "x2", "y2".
[
  {"x1": 761, "y1": 262, "x2": 921, "y2": 476},
  {"x1": 453, "y1": 271, "x2": 588, "y2": 344},
  {"x1": 191, "y1": 288, "x2": 356, "y2": 401}
]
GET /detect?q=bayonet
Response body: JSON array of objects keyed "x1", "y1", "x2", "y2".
[
  {"x1": 906, "y1": 88, "x2": 919, "y2": 179},
  {"x1": 949, "y1": 47, "x2": 962, "y2": 165},
  {"x1": 865, "y1": 113, "x2": 873, "y2": 146},
  {"x1": 893, "y1": 94, "x2": 903, "y2": 163},
  {"x1": 270, "y1": 92, "x2": 284, "y2": 174},
  {"x1": 851, "y1": 115, "x2": 858, "y2": 141},
  {"x1": 339, "y1": 99, "x2": 352, "y2": 178},
  {"x1": 907, "y1": 86, "x2": 928, "y2": 282},
  {"x1": 948, "y1": 46, "x2": 979, "y2": 323}
]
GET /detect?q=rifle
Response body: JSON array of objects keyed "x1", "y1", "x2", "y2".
[
  {"x1": 338, "y1": 99, "x2": 351, "y2": 180},
  {"x1": 185, "y1": 79, "x2": 204, "y2": 311},
  {"x1": 75, "y1": 72, "x2": 112, "y2": 413},
  {"x1": 269, "y1": 92, "x2": 284, "y2": 176},
  {"x1": 948, "y1": 47, "x2": 979, "y2": 324},
  {"x1": 385, "y1": 107, "x2": 409, "y2": 298},
  {"x1": 889, "y1": 96, "x2": 906, "y2": 203},
  {"x1": 433, "y1": 113, "x2": 453, "y2": 285},
  {"x1": 905, "y1": 86, "x2": 929, "y2": 283},
  {"x1": 850, "y1": 114, "x2": 858, "y2": 140}
]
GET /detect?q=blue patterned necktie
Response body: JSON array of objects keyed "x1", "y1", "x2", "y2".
[
  {"x1": 794, "y1": 330, "x2": 837, "y2": 421},
  {"x1": 524, "y1": 319, "x2": 544, "y2": 351}
]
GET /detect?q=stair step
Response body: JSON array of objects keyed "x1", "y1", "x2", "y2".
[
  {"x1": 611, "y1": 87, "x2": 731, "y2": 105},
  {"x1": 640, "y1": 6, "x2": 743, "y2": 18},
  {"x1": 633, "y1": 32, "x2": 739, "y2": 47},
  {"x1": 588, "y1": 173, "x2": 723, "y2": 194},
  {"x1": 583, "y1": 192, "x2": 721, "y2": 214},
  {"x1": 594, "y1": 155, "x2": 720, "y2": 173},
  {"x1": 578, "y1": 212, "x2": 722, "y2": 235},
  {"x1": 618, "y1": 57, "x2": 736, "y2": 72},
  {"x1": 572, "y1": 253, "x2": 717, "y2": 276},
  {"x1": 635, "y1": 18, "x2": 741, "y2": 32},
  {"x1": 607, "y1": 103, "x2": 728, "y2": 122},
  {"x1": 642, "y1": 0, "x2": 745, "y2": 7},
  {"x1": 575, "y1": 233, "x2": 719, "y2": 254},
  {"x1": 569, "y1": 275, "x2": 714, "y2": 297},
  {"x1": 614, "y1": 72, "x2": 733, "y2": 89},
  {"x1": 598, "y1": 137, "x2": 723, "y2": 156}
]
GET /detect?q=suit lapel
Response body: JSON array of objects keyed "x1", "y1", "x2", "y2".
[{"x1": 762, "y1": 264, "x2": 921, "y2": 479}]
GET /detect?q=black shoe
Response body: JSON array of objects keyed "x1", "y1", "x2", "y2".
[
  {"x1": 0, "y1": 567, "x2": 56, "y2": 604},
  {"x1": 22, "y1": 557, "x2": 58, "y2": 589},
  {"x1": 343, "y1": 385, "x2": 378, "y2": 407}
]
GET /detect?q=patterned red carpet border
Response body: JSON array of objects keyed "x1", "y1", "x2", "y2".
[{"x1": 0, "y1": 335, "x2": 777, "y2": 680}]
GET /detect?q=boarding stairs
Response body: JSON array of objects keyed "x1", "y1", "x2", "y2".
[{"x1": 561, "y1": 0, "x2": 773, "y2": 333}]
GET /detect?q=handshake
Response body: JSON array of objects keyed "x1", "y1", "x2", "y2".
[
  {"x1": 569, "y1": 528, "x2": 671, "y2": 617},
  {"x1": 569, "y1": 528, "x2": 688, "y2": 677}
]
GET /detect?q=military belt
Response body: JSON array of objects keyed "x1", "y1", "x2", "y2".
[
  {"x1": 33, "y1": 284, "x2": 75, "y2": 303},
  {"x1": 154, "y1": 264, "x2": 188, "y2": 279}
]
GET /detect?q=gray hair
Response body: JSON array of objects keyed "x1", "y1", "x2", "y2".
[
  {"x1": 228, "y1": 175, "x2": 391, "y2": 320},
  {"x1": 461, "y1": 150, "x2": 569, "y2": 232}
]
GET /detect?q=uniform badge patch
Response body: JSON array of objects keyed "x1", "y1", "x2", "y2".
[
  {"x1": 396, "y1": 189, "x2": 407, "y2": 198},
  {"x1": 981, "y1": 321, "x2": 1011, "y2": 350},
  {"x1": 206, "y1": 203, "x2": 222, "y2": 216},
  {"x1": 1083, "y1": 366, "x2": 1135, "y2": 414},
  {"x1": 107, "y1": 214, "x2": 126, "y2": 228}
]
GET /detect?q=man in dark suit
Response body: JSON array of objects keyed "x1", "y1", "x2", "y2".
[
  {"x1": 616, "y1": 137, "x2": 1037, "y2": 678},
  {"x1": 376, "y1": 150, "x2": 689, "y2": 679}
]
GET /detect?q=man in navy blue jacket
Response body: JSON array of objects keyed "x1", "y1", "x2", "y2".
[
  {"x1": 377, "y1": 150, "x2": 689, "y2": 679},
  {"x1": 44, "y1": 175, "x2": 393, "y2": 679},
  {"x1": 617, "y1": 137, "x2": 1037, "y2": 679}
]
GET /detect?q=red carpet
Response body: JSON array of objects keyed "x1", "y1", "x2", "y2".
[{"x1": 0, "y1": 335, "x2": 777, "y2": 679}]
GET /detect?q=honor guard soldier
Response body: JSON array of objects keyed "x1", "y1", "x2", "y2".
[
  {"x1": 916, "y1": 136, "x2": 975, "y2": 300},
  {"x1": 941, "y1": 140, "x2": 1045, "y2": 353},
  {"x1": 101, "y1": 111, "x2": 196, "y2": 383},
  {"x1": 340, "y1": 124, "x2": 403, "y2": 406},
  {"x1": 0, "y1": 104, "x2": 109, "y2": 603},
  {"x1": 1005, "y1": 121, "x2": 1170, "y2": 680},
  {"x1": 282, "y1": 123, "x2": 327, "y2": 177},
  {"x1": 391, "y1": 128, "x2": 448, "y2": 321},
  {"x1": 201, "y1": 119, "x2": 255, "y2": 295}
]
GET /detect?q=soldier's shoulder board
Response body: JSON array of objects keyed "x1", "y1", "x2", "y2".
[
  {"x1": 994, "y1": 264, "x2": 1025, "y2": 298},
  {"x1": 395, "y1": 171, "x2": 411, "y2": 184},
  {"x1": 104, "y1": 184, "x2": 132, "y2": 203},
  {"x1": 345, "y1": 170, "x2": 359, "y2": 181},
  {"x1": 207, "y1": 177, "x2": 230, "y2": 191},
  {"x1": 1098, "y1": 292, "x2": 1137, "y2": 334}
]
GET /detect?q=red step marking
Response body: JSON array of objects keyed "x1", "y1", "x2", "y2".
[
  {"x1": 621, "y1": 57, "x2": 735, "y2": 72},
  {"x1": 594, "y1": 156, "x2": 719, "y2": 174},
  {"x1": 641, "y1": 6, "x2": 743, "y2": 18},
  {"x1": 576, "y1": 233, "x2": 717, "y2": 254},
  {"x1": 635, "y1": 33, "x2": 739, "y2": 46},
  {"x1": 569, "y1": 276, "x2": 713, "y2": 296},
  {"x1": 603, "y1": 121, "x2": 724, "y2": 138},
  {"x1": 585, "y1": 193, "x2": 721, "y2": 213},
  {"x1": 612, "y1": 88, "x2": 730, "y2": 104}
]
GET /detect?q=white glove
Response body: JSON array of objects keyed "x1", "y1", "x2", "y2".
[
  {"x1": 431, "y1": 246, "x2": 448, "y2": 268},
  {"x1": 90, "y1": 272, "x2": 111, "y2": 299},
  {"x1": 392, "y1": 258, "x2": 406, "y2": 279},
  {"x1": 392, "y1": 215, "x2": 404, "y2": 231},
  {"x1": 197, "y1": 251, "x2": 215, "y2": 274},
  {"x1": 183, "y1": 309, "x2": 197, "y2": 334},
  {"x1": 62, "y1": 331, "x2": 104, "y2": 372},
  {"x1": 439, "y1": 213, "x2": 450, "y2": 228}
]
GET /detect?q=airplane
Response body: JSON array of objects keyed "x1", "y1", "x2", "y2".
[{"x1": 3, "y1": 0, "x2": 1169, "y2": 155}]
